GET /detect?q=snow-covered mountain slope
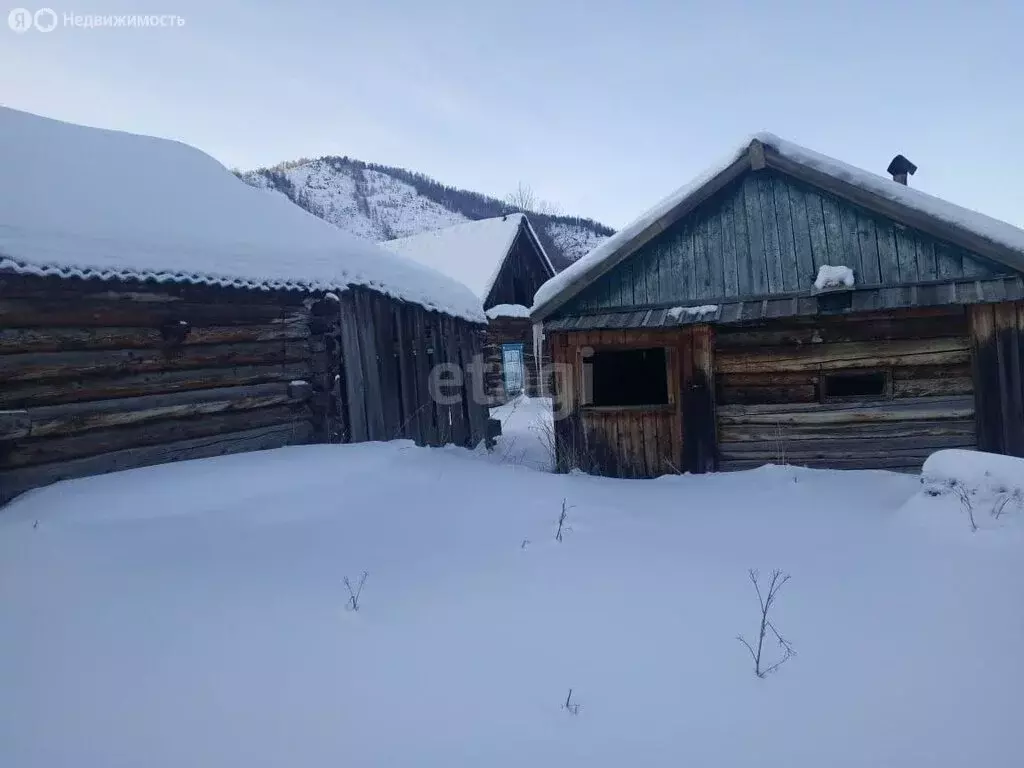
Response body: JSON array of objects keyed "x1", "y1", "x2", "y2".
[{"x1": 239, "y1": 156, "x2": 613, "y2": 269}]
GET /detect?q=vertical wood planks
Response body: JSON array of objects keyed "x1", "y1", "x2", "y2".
[
  {"x1": 394, "y1": 304, "x2": 417, "y2": 441},
  {"x1": 820, "y1": 195, "x2": 845, "y2": 269},
  {"x1": 856, "y1": 214, "x2": 881, "y2": 285},
  {"x1": 804, "y1": 190, "x2": 830, "y2": 273},
  {"x1": 935, "y1": 241, "x2": 963, "y2": 280},
  {"x1": 354, "y1": 291, "x2": 386, "y2": 441},
  {"x1": 693, "y1": 217, "x2": 711, "y2": 300},
  {"x1": 771, "y1": 176, "x2": 800, "y2": 293},
  {"x1": 894, "y1": 225, "x2": 918, "y2": 283},
  {"x1": 374, "y1": 295, "x2": 402, "y2": 440},
  {"x1": 916, "y1": 237, "x2": 938, "y2": 282},
  {"x1": 331, "y1": 288, "x2": 485, "y2": 450},
  {"x1": 757, "y1": 174, "x2": 785, "y2": 293},
  {"x1": 708, "y1": 209, "x2": 726, "y2": 299},
  {"x1": 733, "y1": 193, "x2": 753, "y2": 297},
  {"x1": 410, "y1": 308, "x2": 437, "y2": 446},
  {"x1": 838, "y1": 204, "x2": 863, "y2": 281},
  {"x1": 787, "y1": 185, "x2": 815, "y2": 287},
  {"x1": 876, "y1": 224, "x2": 901, "y2": 284},
  {"x1": 993, "y1": 303, "x2": 1024, "y2": 456},
  {"x1": 721, "y1": 196, "x2": 739, "y2": 297},
  {"x1": 968, "y1": 303, "x2": 1002, "y2": 453},
  {"x1": 743, "y1": 177, "x2": 769, "y2": 295},
  {"x1": 338, "y1": 292, "x2": 368, "y2": 443}
]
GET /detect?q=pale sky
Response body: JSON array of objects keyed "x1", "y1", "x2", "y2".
[{"x1": 3, "y1": 0, "x2": 1023, "y2": 230}]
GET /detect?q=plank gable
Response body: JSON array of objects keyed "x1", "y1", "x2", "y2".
[{"x1": 555, "y1": 170, "x2": 1009, "y2": 318}]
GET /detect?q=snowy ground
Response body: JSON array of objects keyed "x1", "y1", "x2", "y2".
[
  {"x1": 1, "y1": 417, "x2": 1022, "y2": 767},
  {"x1": 486, "y1": 395, "x2": 555, "y2": 471}
]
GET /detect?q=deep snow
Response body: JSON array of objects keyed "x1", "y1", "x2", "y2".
[{"x1": 1, "y1": 429, "x2": 1022, "y2": 767}]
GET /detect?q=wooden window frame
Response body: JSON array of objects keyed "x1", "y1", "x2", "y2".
[{"x1": 580, "y1": 345, "x2": 673, "y2": 410}]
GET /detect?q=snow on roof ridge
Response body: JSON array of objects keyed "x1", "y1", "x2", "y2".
[
  {"x1": 0, "y1": 107, "x2": 486, "y2": 323},
  {"x1": 533, "y1": 132, "x2": 1024, "y2": 317},
  {"x1": 758, "y1": 133, "x2": 1024, "y2": 257},
  {"x1": 381, "y1": 212, "x2": 541, "y2": 301}
]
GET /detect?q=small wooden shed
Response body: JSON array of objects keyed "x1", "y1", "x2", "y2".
[
  {"x1": 532, "y1": 134, "x2": 1024, "y2": 476},
  {"x1": 0, "y1": 107, "x2": 489, "y2": 504},
  {"x1": 383, "y1": 213, "x2": 556, "y2": 402}
]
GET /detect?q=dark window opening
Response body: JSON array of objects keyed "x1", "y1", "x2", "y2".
[
  {"x1": 822, "y1": 371, "x2": 889, "y2": 400},
  {"x1": 586, "y1": 348, "x2": 668, "y2": 407}
]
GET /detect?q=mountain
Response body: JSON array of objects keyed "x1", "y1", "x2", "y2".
[{"x1": 237, "y1": 156, "x2": 614, "y2": 269}]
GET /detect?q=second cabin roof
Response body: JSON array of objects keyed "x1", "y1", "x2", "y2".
[
  {"x1": 381, "y1": 213, "x2": 555, "y2": 302},
  {"x1": 532, "y1": 133, "x2": 1024, "y2": 321}
]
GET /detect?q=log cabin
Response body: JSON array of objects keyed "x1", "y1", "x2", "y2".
[
  {"x1": 0, "y1": 107, "x2": 489, "y2": 504},
  {"x1": 531, "y1": 134, "x2": 1024, "y2": 477},
  {"x1": 382, "y1": 213, "x2": 556, "y2": 403}
]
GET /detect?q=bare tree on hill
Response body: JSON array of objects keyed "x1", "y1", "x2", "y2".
[{"x1": 505, "y1": 182, "x2": 563, "y2": 217}]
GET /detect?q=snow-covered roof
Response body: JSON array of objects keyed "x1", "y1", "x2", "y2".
[
  {"x1": 485, "y1": 303, "x2": 531, "y2": 320},
  {"x1": 533, "y1": 132, "x2": 1024, "y2": 320},
  {"x1": 380, "y1": 213, "x2": 555, "y2": 301},
  {"x1": 0, "y1": 107, "x2": 485, "y2": 323}
]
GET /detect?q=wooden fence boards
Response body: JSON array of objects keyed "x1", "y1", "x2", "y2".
[{"x1": 969, "y1": 302, "x2": 1024, "y2": 457}]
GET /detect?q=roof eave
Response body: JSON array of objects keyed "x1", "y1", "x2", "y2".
[{"x1": 520, "y1": 214, "x2": 557, "y2": 279}]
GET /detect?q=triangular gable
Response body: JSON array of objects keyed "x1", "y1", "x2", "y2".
[
  {"x1": 481, "y1": 216, "x2": 556, "y2": 308},
  {"x1": 533, "y1": 134, "x2": 1024, "y2": 320},
  {"x1": 382, "y1": 213, "x2": 555, "y2": 303},
  {"x1": 563, "y1": 169, "x2": 1007, "y2": 316}
]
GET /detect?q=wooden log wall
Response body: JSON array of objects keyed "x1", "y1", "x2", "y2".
[
  {"x1": 0, "y1": 274, "x2": 490, "y2": 505},
  {"x1": 482, "y1": 316, "x2": 547, "y2": 403},
  {"x1": 714, "y1": 307, "x2": 978, "y2": 471},
  {"x1": 968, "y1": 301, "x2": 1024, "y2": 457},
  {"x1": 0, "y1": 273, "x2": 317, "y2": 503},
  {"x1": 548, "y1": 325, "x2": 715, "y2": 478},
  {"x1": 331, "y1": 287, "x2": 489, "y2": 450}
]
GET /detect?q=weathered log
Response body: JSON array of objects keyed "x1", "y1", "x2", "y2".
[
  {"x1": 0, "y1": 411, "x2": 31, "y2": 440},
  {"x1": 0, "y1": 422, "x2": 314, "y2": 504},
  {"x1": 718, "y1": 433, "x2": 975, "y2": 460},
  {"x1": 718, "y1": 456, "x2": 926, "y2": 472},
  {"x1": 718, "y1": 371, "x2": 820, "y2": 387},
  {"x1": 717, "y1": 401, "x2": 975, "y2": 426},
  {"x1": 0, "y1": 297, "x2": 306, "y2": 328},
  {"x1": 0, "y1": 319, "x2": 309, "y2": 354},
  {"x1": 715, "y1": 314, "x2": 968, "y2": 349},
  {"x1": 0, "y1": 362, "x2": 312, "y2": 408},
  {"x1": 718, "y1": 385, "x2": 818, "y2": 405},
  {"x1": 717, "y1": 395, "x2": 974, "y2": 416},
  {"x1": 891, "y1": 364, "x2": 972, "y2": 380},
  {"x1": 892, "y1": 377, "x2": 973, "y2": 398},
  {"x1": 718, "y1": 419, "x2": 977, "y2": 443},
  {"x1": 0, "y1": 340, "x2": 310, "y2": 383},
  {"x1": 22, "y1": 383, "x2": 304, "y2": 438},
  {"x1": 3, "y1": 406, "x2": 304, "y2": 469},
  {"x1": 715, "y1": 338, "x2": 970, "y2": 374}
]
